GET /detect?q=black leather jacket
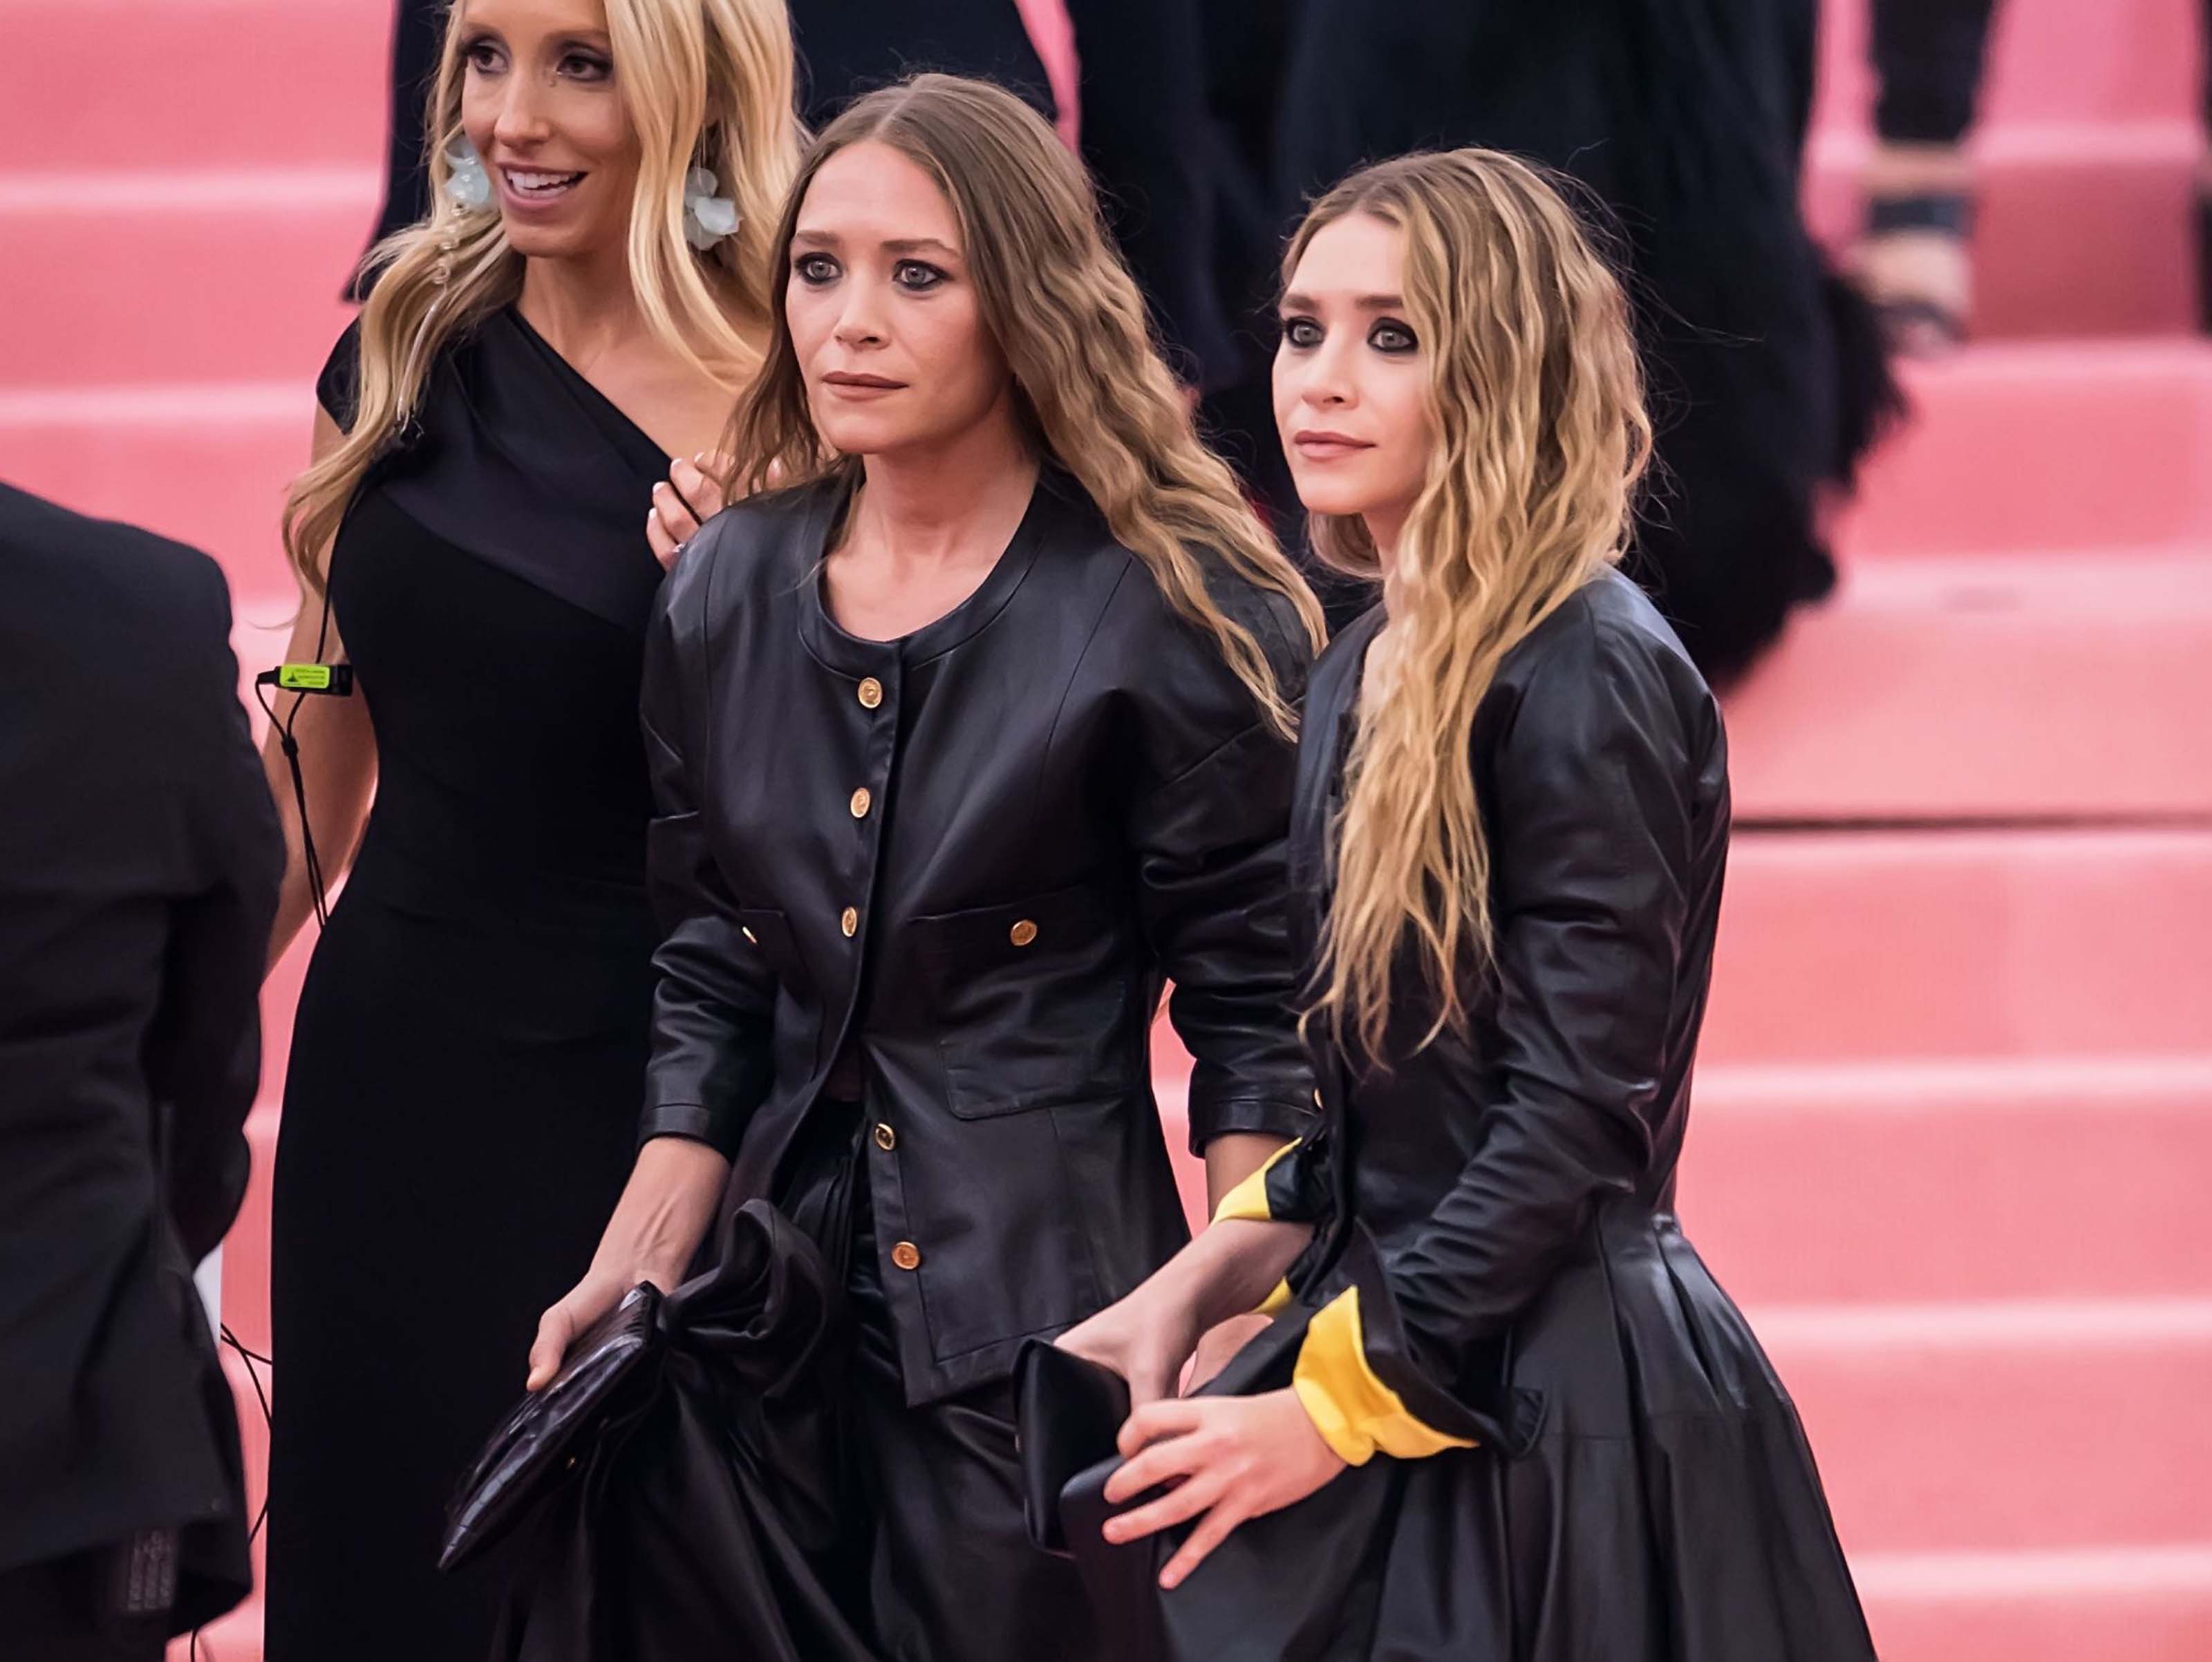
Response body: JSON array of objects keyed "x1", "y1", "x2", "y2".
[{"x1": 639, "y1": 469, "x2": 1318, "y2": 1401}]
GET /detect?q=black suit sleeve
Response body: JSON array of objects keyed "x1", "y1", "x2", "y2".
[
  {"x1": 143, "y1": 558, "x2": 283, "y2": 1262},
  {"x1": 637, "y1": 548, "x2": 776, "y2": 1156}
]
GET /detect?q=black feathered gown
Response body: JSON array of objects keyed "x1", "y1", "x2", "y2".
[
  {"x1": 265, "y1": 310, "x2": 668, "y2": 1661},
  {"x1": 1076, "y1": 576, "x2": 1878, "y2": 1662}
]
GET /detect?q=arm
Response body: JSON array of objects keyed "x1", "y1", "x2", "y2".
[
  {"x1": 1133, "y1": 713, "x2": 1317, "y2": 1160},
  {"x1": 147, "y1": 559, "x2": 285, "y2": 1259},
  {"x1": 529, "y1": 548, "x2": 774, "y2": 1384},
  {"x1": 263, "y1": 406, "x2": 377, "y2": 966}
]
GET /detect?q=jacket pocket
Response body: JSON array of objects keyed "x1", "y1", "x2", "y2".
[
  {"x1": 733, "y1": 905, "x2": 814, "y2": 999},
  {"x1": 910, "y1": 882, "x2": 1139, "y2": 1119}
]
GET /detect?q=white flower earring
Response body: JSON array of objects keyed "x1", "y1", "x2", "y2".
[
  {"x1": 684, "y1": 167, "x2": 740, "y2": 250},
  {"x1": 442, "y1": 136, "x2": 494, "y2": 212}
]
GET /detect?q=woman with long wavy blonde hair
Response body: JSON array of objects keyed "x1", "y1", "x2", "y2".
[
  {"x1": 1059, "y1": 151, "x2": 1876, "y2": 1662},
  {"x1": 260, "y1": 3, "x2": 798, "y2": 1657},
  {"x1": 523, "y1": 73, "x2": 1324, "y2": 1659}
]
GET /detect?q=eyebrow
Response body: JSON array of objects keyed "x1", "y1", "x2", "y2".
[
  {"x1": 788, "y1": 231, "x2": 962, "y2": 259},
  {"x1": 1280, "y1": 291, "x2": 1406, "y2": 312}
]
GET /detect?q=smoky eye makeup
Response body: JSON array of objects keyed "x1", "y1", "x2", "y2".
[
  {"x1": 892, "y1": 260, "x2": 948, "y2": 292},
  {"x1": 1278, "y1": 314, "x2": 1324, "y2": 349},
  {"x1": 555, "y1": 40, "x2": 614, "y2": 81},
  {"x1": 1367, "y1": 319, "x2": 1419, "y2": 354},
  {"x1": 793, "y1": 252, "x2": 841, "y2": 285}
]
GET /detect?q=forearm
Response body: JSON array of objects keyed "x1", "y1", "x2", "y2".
[
  {"x1": 1158, "y1": 1216, "x2": 1313, "y2": 1332},
  {"x1": 589, "y1": 1135, "x2": 730, "y2": 1287},
  {"x1": 260, "y1": 717, "x2": 374, "y2": 967},
  {"x1": 1202, "y1": 1131, "x2": 1288, "y2": 1215}
]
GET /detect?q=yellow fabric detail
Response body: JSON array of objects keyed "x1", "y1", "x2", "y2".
[
  {"x1": 1253, "y1": 1276, "x2": 1294, "y2": 1316},
  {"x1": 1291, "y1": 1287, "x2": 1477, "y2": 1466},
  {"x1": 1208, "y1": 1137, "x2": 1301, "y2": 1225}
]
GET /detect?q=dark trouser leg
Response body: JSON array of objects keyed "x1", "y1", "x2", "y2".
[
  {"x1": 0, "y1": 1552, "x2": 169, "y2": 1662},
  {"x1": 1870, "y1": 0, "x2": 2002, "y2": 145},
  {"x1": 845, "y1": 1171, "x2": 1105, "y2": 1662}
]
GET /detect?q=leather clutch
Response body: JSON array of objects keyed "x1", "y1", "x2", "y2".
[
  {"x1": 439, "y1": 1281, "x2": 664, "y2": 1572},
  {"x1": 1013, "y1": 1338, "x2": 1133, "y2": 1556}
]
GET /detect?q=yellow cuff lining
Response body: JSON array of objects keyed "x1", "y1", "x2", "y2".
[
  {"x1": 1253, "y1": 1276, "x2": 1293, "y2": 1316},
  {"x1": 1290, "y1": 1287, "x2": 1477, "y2": 1466},
  {"x1": 1209, "y1": 1137, "x2": 1301, "y2": 1225}
]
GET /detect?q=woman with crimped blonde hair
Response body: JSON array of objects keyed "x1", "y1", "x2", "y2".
[
  {"x1": 260, "y1": 2, "x2": 798, "y2": 1657},
  {"x1": 1059, "y1": 149, "x2": 1877, "y2": 1662},
  {"x1": 526, "y1": 72, "x2": 1323, "y2": 1659}
]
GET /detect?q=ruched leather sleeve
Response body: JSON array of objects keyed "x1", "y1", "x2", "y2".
[
  {"x1": 1295, "y1": 614, "x2": 1703, "y2": 1462},
  {"x1": 1121, "y1": 584, "x2": 1320, "y2": 1154},
  {"x1": 636, "y1": 541, "x2": 776, "y2": 1155}
]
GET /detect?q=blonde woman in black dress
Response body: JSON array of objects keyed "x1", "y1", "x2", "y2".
[{"x1": 260, "y1": 1, "x2": 797, "y2": 1654}]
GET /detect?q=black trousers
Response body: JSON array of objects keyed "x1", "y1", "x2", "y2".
[
  {"x1": 792, "y1": 1104, "x2": 1105, "y2": 1662},
  {"x1": 0, "y1": 1552, "x2": 168, "y2": 1662}
]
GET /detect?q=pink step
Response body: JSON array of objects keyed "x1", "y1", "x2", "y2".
[
  {"x1": 1812, "y1": 0, "x2": 2201, "y2": 135},
  {"x1": 1679, "y1": 1056, "x2": 2212, "y2": 1304},
  {"x1": 10, "y1": 0, "x2": 386, "y2": 171},
  {"x1": 0, "y1": 384, "x2": 311, "y2": 599},
  {"x1": 1763, "y1": 1298, "x2": 2212, "y2": 1553},
  {"x1": 1804, "y1": 126, "x2": 2200, "y2": 338},
  {"x1": 0, "y1": 171, "x2": 369, "y2": 385},
  {"x1": 1724, "y1": 549, "x2": 2212, "y2": 820},
  {"x1": 1837, "y1": 343, "x2": 2212, "y2": 560},
  {"x1": 1705, "y1": 829, "x2": 2212, "y2": 1064},
  {"x1": 1859, "y1": 1546, "x2": 2212, "y2": 1662}
]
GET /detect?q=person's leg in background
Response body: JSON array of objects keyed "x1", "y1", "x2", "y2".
[
  {"x1": 1859, "y1": 0, "x2": 2002, "y2": 351},
  {"x1": 347, "y1": 0, "x2": 445, "y2": 298}
]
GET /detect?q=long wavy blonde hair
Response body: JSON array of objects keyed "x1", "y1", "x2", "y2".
[
  {"x1": 1300, "y1": 150, "x2": 1653, "y2": 1055},
  {"x1": 723, "y1": 73, "x2": 1326, "y2": 735},
  {"x1": 281, "y1": 0, "x2": 800, "y2": 592}
]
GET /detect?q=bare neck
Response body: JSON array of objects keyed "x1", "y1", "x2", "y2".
[
  {"x1": 845, "y1": 397, "x2": 1039, "y2": 567},
  {"x1": 516, "y1": 244, "x2": 650, "y2": 371}
]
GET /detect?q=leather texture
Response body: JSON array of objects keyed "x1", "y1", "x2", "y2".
[{"x1": 637, "y1": 467, "x2": 1318, "y2": 1403}]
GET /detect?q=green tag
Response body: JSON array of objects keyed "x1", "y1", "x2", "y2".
[{"x1": 276, "y1": 664, "x2": 334, "y2": 692}]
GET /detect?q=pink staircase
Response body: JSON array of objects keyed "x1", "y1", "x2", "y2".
[{"x1": 4, "y1": 1, "x2": 2209, "y2": 1658}]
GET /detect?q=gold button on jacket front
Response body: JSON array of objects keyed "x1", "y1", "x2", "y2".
[
  {"x1": 850, "y1": 786, "x2": 872, "y2": 818},
  {"x1": 840, "y1": 906, "x2": 858, "y2": 937},
  {"x1": 891, "y1": 1240, "x2": 922, "y2": 1271},
  {"x1": 856, "y1": 677, "x2": 883, "y2": 709},
  {"x1": 1009, "y1": 918, "x2": 1038, "y2": 947},
  {"x1": 873, "y1": 1122, "x2": 897, "y2": 1151}
]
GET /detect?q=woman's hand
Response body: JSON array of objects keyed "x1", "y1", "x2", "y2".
[
  {"x1": 646, "y1": 452, "x2": 731, "y2": 571},
  {"x1": 525, "y1": 1135, "x2": 728, "y2": 1388},
  {"x1": 1055, "y1": 1284, "x2": 1201, "y2": 1410},
  {"x1": 1100, "y1": 1390, "x2": 1347, "y2": 1588}
]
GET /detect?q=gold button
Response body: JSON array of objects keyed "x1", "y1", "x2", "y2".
[
  {"x1": 841, "y1": 906, "x2": 859, "y2": 937},
  {"x1": 857, "y1": 677, "x2": 883, "y2": 710},
  {"x1": 850, "y1": 786, "x2": 872, "y2": 819},
  {"x1": 873, "y1": 1122, "x2": 897, "y2": 1152},
  {"x1": 1009, "y1": 918, "x2": 1038, "y2": 947},
  {"x1": 741, "y1": 925, "x2": 758, "y2": 945},
  {"x1": 890, "y1": 1240, "x2": 922, "y2": 1271}
]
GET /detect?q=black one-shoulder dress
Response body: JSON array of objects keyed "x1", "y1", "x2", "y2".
[
  {"x1": 264, "y1": 309, "x2": 668, "y2": 1661},
  {"x1": 1073, "y1": 573, "x2": 1878, "y2": 1662}
]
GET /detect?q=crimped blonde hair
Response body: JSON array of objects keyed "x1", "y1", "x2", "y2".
[
  {"x1": 724, "y1": 73, "x2": 1326, "y2": 736},
  {"x1": 281, "y1": 0, "x2": 800, "y2": 592},
  {"x1": 1298, "y1": 150, "x2": 1653, "y2": 1055}
]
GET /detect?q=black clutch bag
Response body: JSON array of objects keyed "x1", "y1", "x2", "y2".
[
  {"x1": 1013, "y1": 1339, "x2": 1134, "y2": 1555},
  {"x1": 439, "y1": 1281, "x2": 664, "y2": 1572}
]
